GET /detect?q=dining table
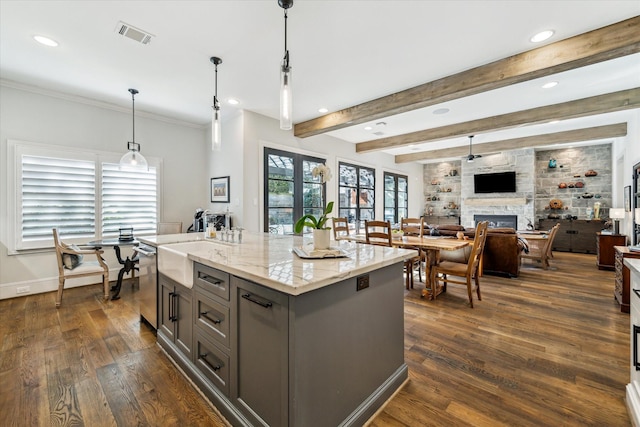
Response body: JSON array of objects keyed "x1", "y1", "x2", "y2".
[
  {"x1": 86, "y1": 238, "x2": 140, "y2": 300},
  {"x1": 391, "y1": 236, "x2": 472, "y2": 299},
  {"x1": 343, "y1": 233, "x2": 471, "y2": 300}
]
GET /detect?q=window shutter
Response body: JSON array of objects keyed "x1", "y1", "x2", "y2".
[
  {"x1": 101, "y1": 163, "x2": 157, "y2": 237},
  {"x1": 21, "y1": 155, "x2": 96, "y2": 242}
]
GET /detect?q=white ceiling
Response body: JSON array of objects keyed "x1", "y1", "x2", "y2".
[{"x1": 1, "y1": 1, "x2": 639, "y2": 162}]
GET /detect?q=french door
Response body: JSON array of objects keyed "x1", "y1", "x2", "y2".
[{"x1": 264, "y1": 148, "x2": 326, "y2": 235}]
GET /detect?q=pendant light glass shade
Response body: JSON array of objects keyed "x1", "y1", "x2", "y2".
[
  {"x1": 212, "y1": 107, "x2": 221, "y2": 151},
  {"x1": 210, "y1": 56, "x2": 222, "y2": 151},
  {"x1": 278, "y1": 0, "x2": 293, "y2": 130},
  {"x1": 280, "y1": 61, "x2": 292, "y2": 130},
  {"x1": 119, "y1": 88, "x2": 148, "y2": 171}
]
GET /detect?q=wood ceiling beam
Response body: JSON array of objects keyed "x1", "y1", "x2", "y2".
[
  {"x1": 356, "y1": 87, "x2": 640, "y2": 153},
  {"x1": 394, "y1": 123, "x2": 627, "y2": 163},
  {"x1": 293, "y1": 16, "x2": 640, "y2": 138}
]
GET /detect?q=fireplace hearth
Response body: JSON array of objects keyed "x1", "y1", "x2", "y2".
[{"x1": 474, "y1": 214, "x2": 517, "y2": 229}]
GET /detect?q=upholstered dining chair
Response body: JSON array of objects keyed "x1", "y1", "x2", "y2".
[
  {"x1": 520, "y1": 223, "x2": 560, "y2": 270},
  {"x1": 52, "y1": 228, "x2": 110, "y2": 308},
  {"x1": 430, "y1": 221, "x2": 489, "y2": 308},
  {"x1": 332, "y1": 217, "x2": 350, "y2": 241}
]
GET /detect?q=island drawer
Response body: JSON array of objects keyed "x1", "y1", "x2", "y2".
[
  {"x1": 195, "y1": 290, "x2": 230, "y2": 349},
  {"x1": 195, "y1": 332, "x2": 230, "y2": 397},
  {"x1": 194, "y1": 263, "x2": 230, "y2": 301}
]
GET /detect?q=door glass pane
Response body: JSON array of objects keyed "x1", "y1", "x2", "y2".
[
  {"x1": 385, "y1": 190, "x2": 395, "y2": 208},
  {"x1": 360, "y1": 168, "x2": 375, "y2": 188},
  {"x1": 340, "y1": 164, "x2": 357, "y2": 186},
  {"x1": 303, "y1": 160, "x2": 323, "y2": 182},
  {"x1": 360, "y1": 189, "x2": 374, "y2": 208},
  {"x1": 385, "y1": 174, "x2": 396, "y2": 191},
  {"x1": 268, "y1": 154, "x2": 294, "y2": 180},
  {"x1": 268, "y1": 208, "x2": 293, "y2": 234},
  {"x1": 360, "y1": 209, "x2": 374, "y2": 221},
  {"x1": 339, "y1": 187, "x2": 357, "y2": 208},
  {"x1": 303, "y1": 182, "x2": 323, "y2": 210},
  {"x1": 268, "y1": 181, "x2": 294, "y2": 207},
  {"x1": 398, "y1": 177, "x2": 407, "y2": 192}
]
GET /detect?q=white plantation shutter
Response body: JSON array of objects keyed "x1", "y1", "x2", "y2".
[
  {"x1": 101, "y1": 163, "x2": 157, "y2": 237},
  {"x1": 12, "y1": 141, "x2": 160, "y2": 251},
  {"x1": 21, "y1": 155, "x2": 96, "y2": 242}
]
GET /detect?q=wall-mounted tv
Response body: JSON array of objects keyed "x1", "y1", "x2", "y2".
[{"x1": 474, "y1": 171, "x2": 516, "y2": 194}]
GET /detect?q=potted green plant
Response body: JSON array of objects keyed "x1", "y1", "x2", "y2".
[{"x1": 293, "y1": 164, "x2": 333, "y2": 249}]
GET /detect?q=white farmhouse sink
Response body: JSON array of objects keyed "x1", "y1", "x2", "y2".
[{"x1": 158, "y1": 240, "x2": 224, "y2": 288}]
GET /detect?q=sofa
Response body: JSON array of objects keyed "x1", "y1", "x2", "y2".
[{"x1": 425, "y1": 224, "x2": 524, "y2": 278}]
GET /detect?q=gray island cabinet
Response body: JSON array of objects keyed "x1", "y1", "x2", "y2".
[{"x1": 156, "y1": 233, "x2": 414, "y2": 427}]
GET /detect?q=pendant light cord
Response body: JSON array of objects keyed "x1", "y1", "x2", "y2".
[
  {"x1": 131, "y1": 91, "x2": 135, "y2": 145},
  {"x1": 214, "y1": 63, "x2": 219, "y2": 109},
  {"x1": 283, "y1": 8, "x2": 289, "y2": 67}
]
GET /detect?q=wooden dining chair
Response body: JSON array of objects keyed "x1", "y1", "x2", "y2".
[
  {"x1": 430, "y1": 221, "x2": 489, "y2": 307},
  {"x1": 364, "y1": 220, "x2": 392, "y2": 246},
  {"x1": 401, "y1": 217, "x2": 424, "y2": 283},
  {"x1": 52, "y1": 228, "x2": 110, "y2": 308},
  {"x1": 520, "y1": 223, "x2": 560, "y2": 270},
  {"x1": 332, "y1": 217, "x2": 350, "y2": 241},
  {"x1": 365, "y1": 220, "x2": 416, "y2": 290}
]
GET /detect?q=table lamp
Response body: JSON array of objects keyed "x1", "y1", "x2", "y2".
[{"x1": 609, "y1": 208, "x2": 625, "y2": 235}]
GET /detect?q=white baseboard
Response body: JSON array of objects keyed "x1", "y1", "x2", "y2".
[{"x1": 0, "y1": 268, "x2": 137, "y2": 300}]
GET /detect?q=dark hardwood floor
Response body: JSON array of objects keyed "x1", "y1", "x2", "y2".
[{"x1": 0, "y1": 252, "x2": 631, "y2": 426}]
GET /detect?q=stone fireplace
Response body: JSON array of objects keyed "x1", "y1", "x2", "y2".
[{"x1": 474, "y1": 214, "x2": 517, "y2": 229}]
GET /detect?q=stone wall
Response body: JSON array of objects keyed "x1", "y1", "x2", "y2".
[
  {"x1": 461, "y1": 148, "x2": 535, "y2": 230},
  {"x1": 535, "y1": 145, "x2": 612, "y2": 221},
  {"x1": 422, "y1": 144, "x2": 613, "y2": 229}
]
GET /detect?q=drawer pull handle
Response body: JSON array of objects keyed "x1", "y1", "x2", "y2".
[
  {"x1": 242, "y1": 293, "x2": 273, "y2": 308},
  {"x1": 199, "y1": 273, "x2": 223, "y2": 286},
  {"x1": 199, "y1": 353, "x2": 222, "y2": 371},
  {"x1": 200, "y1": 311, "x2": 222, "y2": 324}
]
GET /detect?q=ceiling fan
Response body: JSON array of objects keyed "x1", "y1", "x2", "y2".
[{"x1": 466, "y1": 135, "x2": 482, "y2": 162}]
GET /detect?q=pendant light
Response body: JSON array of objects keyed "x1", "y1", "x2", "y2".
[
  {"x1": 210, "y1": 56, "x2": 222, "y2": 151},
  {"x1": 119, "y1": 88, "x2": 148, "y2": 170},
  {"x1": 278, "y1": 0, "x2": 293, "y2": 130}
]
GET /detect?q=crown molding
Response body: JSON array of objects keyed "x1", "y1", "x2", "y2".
[{"x1": 0, "y1": 79, "x2": 206, "y2": 130}]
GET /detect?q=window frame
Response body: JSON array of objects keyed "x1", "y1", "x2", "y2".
[
  {"x1": 383, "y1": 171, "x2": 409, "y2": 224},
  {"x1": 7, "y1": 140, "x2": 162, "y2": 253},
  {"x1": 263, "y1": 147, "x2": 327, "y2": 235},
  {"x1": 337, "y1": 161, "x2": 376, "y2": 230}
]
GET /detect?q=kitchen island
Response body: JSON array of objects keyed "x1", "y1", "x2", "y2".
[{"x1": 142, "y1": 232, "x2": 415, "y2": 427}]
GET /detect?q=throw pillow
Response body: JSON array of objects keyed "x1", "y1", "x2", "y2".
[{"x1": 61, "y1": 243, "x2": 84, "y2": 269}]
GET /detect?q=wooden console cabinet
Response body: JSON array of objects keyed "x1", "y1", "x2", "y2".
[
  {"x1": 539, "y1": 219, "x2": 605, "y2": 254},
  {"x1": 597, "y1": 233, "x2": 626, "y2": 270},
  {"x1": 614, "y1": 246, "x2": 640, "y2": 313}
]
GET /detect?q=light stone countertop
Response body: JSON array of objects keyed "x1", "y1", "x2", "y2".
[
  {"x1": 138, "y1": 232, "x2": 209, "y2": 247},
  {"x1": 153, "y1": 232, "x2": 417, "y2": 296},
  {"x1": 626, "y1": 258, "x2": 640, "y2": 277}
]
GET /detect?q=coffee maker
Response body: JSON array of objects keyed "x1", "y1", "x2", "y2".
[{"x1": 192, "y1": 208, "x2": 205, "y2": 232}]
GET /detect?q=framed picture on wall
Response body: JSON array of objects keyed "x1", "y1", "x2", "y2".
[
  {"x1": 625, "y1": 185, "x2": 632, "y2": 212},
  {"x1": 211, "y1": 176, "x2": 230, "y2": 203}
]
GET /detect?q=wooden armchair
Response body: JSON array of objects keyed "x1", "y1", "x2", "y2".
[
  {"x1": 430, "y1": 221, "x2": 488, "y2": 307},
  {"x1": 53, "y1": 228, "x2": 110, "y2": 308},
  {"x1": 520, "y1": 223, "x2": 560, "y2": 270},
  {"x1": 332, "y1": 217, "x2": 350, "y2": 241}
]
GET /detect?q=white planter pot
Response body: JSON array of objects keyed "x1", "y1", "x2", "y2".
[{"x1": 313, "y1": 229, "x2": 331, "y2": 250}]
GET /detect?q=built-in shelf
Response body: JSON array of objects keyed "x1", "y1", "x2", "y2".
[{"x1": 465, "y1": 197, "x2": 527, "y2": 206}]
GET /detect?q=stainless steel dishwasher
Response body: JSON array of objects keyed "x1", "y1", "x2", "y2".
[{"x1": 134, "y1": 244, "x2": 157, "y2": 329}]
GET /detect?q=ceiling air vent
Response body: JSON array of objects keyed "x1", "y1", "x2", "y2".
[
  {"x1": 115, "y1": 21, "x2": 154, "y2": 45},
  {"x1": 373, "y1": 131, "x2": 385, "y2": 136}
]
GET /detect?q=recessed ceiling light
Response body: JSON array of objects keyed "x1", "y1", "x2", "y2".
[
  {"x1": 227, "y1": 98, "x2": 239, "y2": 105},
  {"x1": 33, "y1": 35, "x2": 58, "y2": 47},
  {"x1": 542, "y1": 81, "x2": 558, "y2": 89},
  {"x1": 530, "y1": 30, "x2": 554, "y2": 43},
  {"x1": 364, "y1": 126, "x2": 373, "y2": 131},
  {"x1": 549, "y1": 120, "x2": 561, "y2": 124},
  {"x1": 433, "y1": 108, "x2": 450, "y2": 115},
  {"x1": 318, "y1": 107, "x2": 328, "y2": 113}
]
